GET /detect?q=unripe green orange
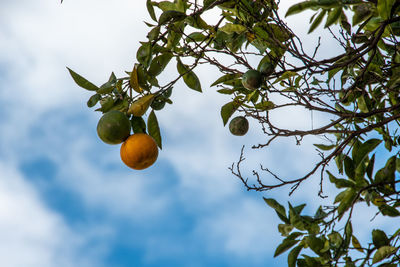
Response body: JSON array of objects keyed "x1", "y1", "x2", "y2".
[
  {"x1": 97, "y1": 110, "x2": 131, "y2": 145},
  {"x1": 242, "y1": 69, "x2": 263, "y2": 90},
  {"x1": 229, "y1": 116, "x2": 249, "y2": 136}
]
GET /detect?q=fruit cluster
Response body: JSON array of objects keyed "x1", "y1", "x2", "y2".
[{"x1": 97, "y1": 110, "x2": 158, "y2": 170}]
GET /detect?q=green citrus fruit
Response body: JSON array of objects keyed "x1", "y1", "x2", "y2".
[
  {"x1": 150, "y1": 98, "x2": 166, "y2": 110},
  {"x1": 242, "y1": 69, "x2": 263, "y2": 90},
  {"x1": 97, "y1": 110, "x2": 131, "y2": 145},
  {"x1": 259, "y1": 62, "x2": 275, "y2": 77},
  {"x1": 229, "y1": 116, "x2": 249, "y2": 136}
]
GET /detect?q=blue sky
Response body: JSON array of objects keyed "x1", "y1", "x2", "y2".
[{"x1": 0, "y1": 1, "x2": 398, "y2": 266}]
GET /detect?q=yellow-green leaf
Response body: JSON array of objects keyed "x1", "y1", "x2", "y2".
[
  {"x1": 219, "y1": 23, "x2": 247, "y2": 34},
  {"x1": 372, "y1": 246, "x2": 397, "y2": 263},
  {"x1": 352, "y1": 235, "x2": 363, "y2": 252},
  {"x1": 130, "y1": 64, "x2": 143, "y2": 93},
  {"x1": 128, "y1": 94, "x2": 155, "y2": 116}
]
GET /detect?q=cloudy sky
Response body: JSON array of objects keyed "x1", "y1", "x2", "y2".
[{"x1": 0, "y1": 1, "x2": 397, "y2": 266}]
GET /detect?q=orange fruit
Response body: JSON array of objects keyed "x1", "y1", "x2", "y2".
[{"x1": 120, "y1": 133, "x2": 159, "y2": 170}]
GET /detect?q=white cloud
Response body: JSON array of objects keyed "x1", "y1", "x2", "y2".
[
  {"x1": 196, "y1": 198, "x2": 280, "y2": 257},
  {"x1": 0, "y1": 162, "x2": 104, "y2": 267}
]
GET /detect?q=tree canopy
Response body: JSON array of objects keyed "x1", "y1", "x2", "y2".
[{"x1": 68, "y1": 0, "x2": 400, "y2": 266}]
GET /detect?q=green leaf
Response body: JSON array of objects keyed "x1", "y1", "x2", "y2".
[
  {"x1": 158, "y1": 10, "x2": 186, "y2": 25},
  {"x1": 254, "y1": 101, "x2": 275, "y2": 111},
  {"x1": 377, "y1": 0, "x2": 395, "y2": 20},
  {"x1": 219, "y1": 23, "x2": 247, "y2": 34},
  {"x1": 264, "y1": 198, "x2": 286, "y2": 218},
  {"x1": 328, "y1": 67, "x2": 341, "y2": 82},
  {"x1": 379, "y1": 204, "x2": 400, "y2": 217},
  {"x1": 372, "y1": 246, "x2": 397, "y2": 263},
  {"x1": 306, "y1": 235, "x2": 325, "y2": 256},
  {"x1": 131, "y1": 116, "x2": 147, "y2": 134},
  {"x1": 344, "y1": 155, "x2": 355, "y2": 180},
  {"x1": 372, "y1": 229, "x2": 390, "y2": 249},
  {"x1": 267, "y1": 24, "x2": 292, "y2": 42},
  {"x1": 288, "y1": 245, "x2": 302, "y2": 267},
  {"x1": 328, "y1": 231, "x2": 343, "y2": 248},
  {"x1": 352, "y1": 235, "x2": 363, "y2": 252},
  {"x1": 357, "y1": 95, "x2": 370, "y2": 113},
  {"x1": 278, "y1": 224, "x2": 294, "y2": 236},
  {"x1": 187, "y1": 14, "x2": 211, "y2": 30},
  {"x1": 352, "y1": 3, "x2": 373, "y2": 26},
  {"x1": 108, "y1": 72, "x2": 117, "y2": 84},
  {"x1": 274, "y1": 238, "x2": 300, "y2": 257},
  {"x1": 148, "y1": 53, "x2": 173, "y2": 77},
  {"x1": 375, "y1": 156, "x2": 396, "y2": 190},
  {"x1": 334, "y1": 189, "x2": 347, "y2": 204},
  {"x1": 136, "y1": 64, "x2": 150, "y2": 90},
  {"x1": 110, "y1": 98, "x2": 129, "y2": 113},
  {"x1": 327, "y1": 171, "x2": 355, "y2": 189},
  {"x1": 325, "y1": 7, "x2": 341, "y2": 28},
  {"x1": 309, "y1": 10, "x2": 326, "y2": 33},
  {"x1": 288, "y1": 204, "x2": 306, "y2": 231},
  {"x1": 67, "y1": 67, "x2": 99, "y2": 91},
  {"x1": 220, "y1": 100, "x2": 241, "y2": 126},
  {"x1": 137, "y1": 43, "x2": 152, "y2": 68},
  {"x1": 366, "y1": 154, "x2": 375, "y2": 181},
  {"x1": 157, "y1": 1, "x2": 178, "y2": 11},
  {"x1": 286, "y1": 1, "x2": 318, "y2": 17},
  {"x1": 335, "y1": 153, "x2": 344, "y2": 174},
  {"x1": 147, "y1": 110, "x2": 162, "y2": 149},
  {"x1": 216, "y1": 89, "x2": 235, "y2": 95},
  {"x1": 337, "y1": 188, "x2": 357, "y2": 218},
  {"x1": 146, "y1": 0, "x2": 157, "y2": 21},
  {"x1": 97, "y1": 81, "x2": 114, "y2": 94},
  {"x1": 345, "y1": 221, "x2": 353, "y2": 245},
  {"x1": 177, "y1": 59, "x2": 202, "y2": 92},
  {"x1": 353, "y1": 139, "x2": 381, "y2": 169},
  {"x1": 147, "y1": 26, "x2": 161, "y2": 41},
  {"x1": 87, "y1": 94, "x2": 101, "y2": 108},
  {"x1": 97, "y1": 96, "x2": 114, "y2": 113},
  {"x1": 211, "y1": 73, "x2": 241, "y2": 87},
  {"x1": 166, "y1": 22, "x2": 184, "y2": 49},
  {"x1": 186, "y1": 32, "x2": 208, "y2": 42},
  {"x1": 314, "y1": 144, "x2": 335, "y2": 150},
  {"x1": 274, "y1": 71, "x2": 299, "y2": 84}
]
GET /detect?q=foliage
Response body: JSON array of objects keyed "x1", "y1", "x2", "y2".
[{"x1": 67, "y1": 0, "x2": 400, "y2": 265}]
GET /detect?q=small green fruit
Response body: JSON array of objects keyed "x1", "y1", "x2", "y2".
[
  {"x1": 150, "y1": 98, "x2": 166, "y2": 110},
  {"x1": 97, "y1": 110, "x2": 131, "y2": 145},
  {"x1": 259, "y1": 62, "x2": 275, "y2": 77},
  {"x1": 229, "y1": 116, "x2": 249, "y2": 136},
  {"x1": 242, "y1": 69, "x2": 263, "y2": 90}
]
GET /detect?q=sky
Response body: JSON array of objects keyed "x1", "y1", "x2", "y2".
[{"x1": 0, "y1": 1, "x2": 398, "y2": 267}]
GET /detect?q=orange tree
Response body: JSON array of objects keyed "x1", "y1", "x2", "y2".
[{"x1": 67, "y1": 0, "x2": 400, "y2": 266}]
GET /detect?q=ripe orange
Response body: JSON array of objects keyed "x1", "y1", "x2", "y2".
[{"x1": 120, "y1": 133, "x2": 159, "y2": 170}]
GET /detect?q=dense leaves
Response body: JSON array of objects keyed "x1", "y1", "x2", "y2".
[{"x1": 68, "y1": 0, "x2": 400, "y2": 265}]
